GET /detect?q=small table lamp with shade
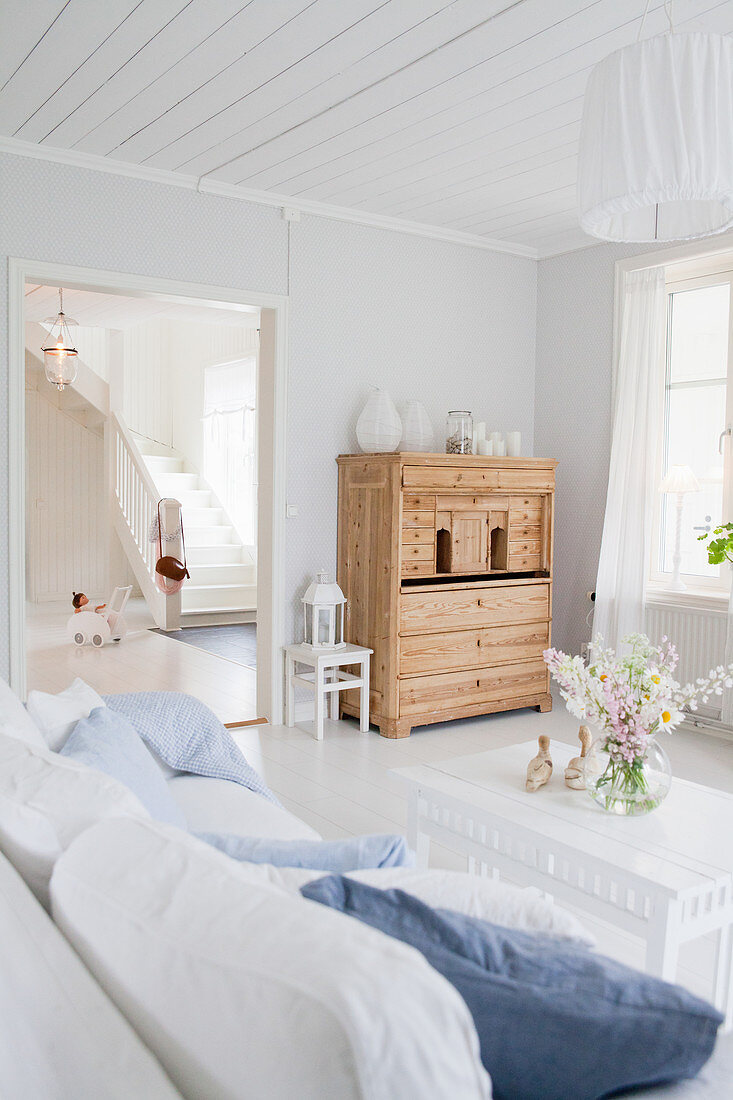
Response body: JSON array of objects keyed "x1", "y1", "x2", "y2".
[{"x1": 660, "y1": 465, "x2": 701, "y2": 592}]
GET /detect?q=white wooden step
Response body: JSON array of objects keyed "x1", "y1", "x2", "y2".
[
  {"x1": 181, "y1": 506, "x2": 223, "y2": 527},
  {"x1": 187, "y1": 544, "x2": 243, "y2": 565},
  {"x1": 155, "y1": 472, "x2": 200, "y2": 494},
  {"x1": 175, "y1": 489, "x2": 212, "y2": 509},
  {"x1": 188, "y1": 562, "x2": 255, "y2": 586},
  {"x1": 181, "y1": 583, "x2": 257, "y2": 612},
  {"x1": 144, "y1": 455, "x2": 185, "y2": 475},
  {"x1": 185, "y1": 525, "x2": 235, "y2": 546}
]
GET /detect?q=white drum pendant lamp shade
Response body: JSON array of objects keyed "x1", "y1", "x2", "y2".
[{"x1": 578, "y1": 33, "x2": 733, "y2": 243}]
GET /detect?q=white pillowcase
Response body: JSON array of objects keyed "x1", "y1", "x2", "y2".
[
  {"x1": 27, "y1": 678, "x2": 106, "y2": 751},
  {"x1": 51, "y1": 817, "x2": 491, "y2": 1100},
  {"x1": 226, "y1": 864, "x2": 594, "y2": 946},
  {"x1": 167, "y1": 776, "x2": 322, "y2": 840},
  {"x1": 0, "y1": 732, "x2": 149, "y2": 909},
  {"x1": 0, "y1": 677, "x2": 45, "y2": 749}
]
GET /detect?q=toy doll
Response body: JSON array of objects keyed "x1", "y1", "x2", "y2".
[{"x1": 71, "y1": 592, "x2": 106, "y2": 614}]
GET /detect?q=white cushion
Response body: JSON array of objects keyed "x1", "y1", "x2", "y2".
[
  {"x1": 27, "y1": 677, "x2": 106, "y2": 751},
  {"x1": 167, "y1": 775, "x2": 322, "y2": 840},
  {"x1": 0, "y1": 677, "x2": 45, "y2": 748},
  {"x1": 0, "y1": 732, "x2": 149, "y2": 908},
  {"x1": 228, "y1": 864, "x2": 594, "y2": 945},
  {"x1": 51, "y1": 817, "x2": 491, "y2": 1100},
  {"x1": 0, "y1": 850, "x2": 181, "y2": 1099}
]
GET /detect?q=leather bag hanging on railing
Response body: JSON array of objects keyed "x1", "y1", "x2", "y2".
[{"x1": 154, "y1": 498, "x2": 190, "y2": 595}]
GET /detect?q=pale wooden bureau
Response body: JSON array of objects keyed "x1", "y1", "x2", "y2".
[{"x1": 336, "y1": 453, "x2": 556, "y2": 738}]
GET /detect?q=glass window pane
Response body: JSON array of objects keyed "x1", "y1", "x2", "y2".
[
  {"x1": 669, "y1": 284, "x2": 729, "y2": 383},
  {"x1": 662, "y1": 385, "x2": 725, "y2": 578}
]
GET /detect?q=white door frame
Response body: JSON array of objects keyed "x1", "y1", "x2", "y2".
[{"x1": 8, "y1": 258, "x2": 288, "y2": 723}]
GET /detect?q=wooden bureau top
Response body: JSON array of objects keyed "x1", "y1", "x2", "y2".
[{"x1": 337, "y1": 452, "x2": 557, "y2": 469}]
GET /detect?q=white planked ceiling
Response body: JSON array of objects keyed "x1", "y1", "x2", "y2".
[
  {"x1": 24, "y1": 284, "x2": 261, "y2": 328},
  {"x1": 3, "y1": 0, "x2": 732, "y2": 258}
]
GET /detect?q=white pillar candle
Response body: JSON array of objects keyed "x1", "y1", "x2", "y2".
[
  {"x1": 475, "y1": 421, "x2": 486, "y2": 441},
  {"x1": 505, "y1": 431, "x2": 521, "y2": 457},
  {"x1": 489, "y1": 431, "x2": 503, "y2": 446},
  {"x1": 478, "y1": 438, "x2": 492, "y2": 455},
  {"x1": 494, "y1": 439, "x2": 506, "y2": 456}
]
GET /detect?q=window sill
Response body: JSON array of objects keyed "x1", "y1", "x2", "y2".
[{"x1": 645, "y1": 584, "x2": 728, "y2": 614}]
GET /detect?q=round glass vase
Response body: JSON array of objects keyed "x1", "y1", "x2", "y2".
[
  {"x1": 583, "y1": 735, "x2": 672, "y2": 817},
  {"x1": 446, "y1": 410, "x2": 473, "y2": 454}
]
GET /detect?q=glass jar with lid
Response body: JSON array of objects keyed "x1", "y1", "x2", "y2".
[{"x1": 446, "y1": 410, "x2": 473, "y2": 454}]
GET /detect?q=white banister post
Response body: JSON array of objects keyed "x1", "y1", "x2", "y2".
[{"x1": 159, "y1": 497, "x2": 183, "y2": 632}]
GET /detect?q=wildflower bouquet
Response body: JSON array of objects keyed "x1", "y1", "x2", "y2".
[{"x1": 543, "y1": 634, "x2": 733, "y2": 814}]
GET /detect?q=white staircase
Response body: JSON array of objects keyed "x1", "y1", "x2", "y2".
[{"x1": 135, "y1": 436, "x2": 257, "y2": 626}]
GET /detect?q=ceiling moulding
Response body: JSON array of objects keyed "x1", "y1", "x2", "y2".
[{"x1": 0, "y1": 135, "x2": 537, "y2": 260}]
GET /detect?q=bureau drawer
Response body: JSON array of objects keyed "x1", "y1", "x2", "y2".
[
  {"x1": 510, "y1": 524, "x2": 541, "y2": 542},
  {"x1": 402, "y1": 526, "x2": 434, "y2": 545},
  {"x1": 403, "y1": 509, "x2": 435, "y2": 527},
  {"x1": 403, "y1": 467, "x2": 554, "y2": 492},
  {"x1": 400, "y1": 583, "x2": 550, "y2": 633},
  {"x1": 400, "y1": 658, "x2": 548, "y2": 716},
  {"x1": 498, "y1": 470, "x2": 554, "y2": 490},
  {"x1": 402, "y1": 561, "x2": 435, "y2": 577},
  {"x1": 404, "y1": 466, "x2": 500, "y2": 491},
  {"x1": 400, "y1": 622, "x2": 550, "y2": 676},
  {"x1": 401, "y1": 544, "x2": 434, "y2": 563},
  {"x1": 403, "y1": 494, "x2": 436, "y2": 510},
  {"x1": 509, "y1": 496, "x2": 544, "y2": 524}
]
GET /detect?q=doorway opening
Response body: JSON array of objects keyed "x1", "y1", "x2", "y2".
[{"x1": 11, "y1": 261, "x2": 287, "y2": 727}]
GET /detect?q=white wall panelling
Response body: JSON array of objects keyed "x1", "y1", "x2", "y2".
[
  {"x1": 122, "y1": 320, "x2": 171, "y2": 446},
  {"x1": 0, "y1": 149, "x2": 537, "y2": 695},
  {"x1": 2, "y1": 3, "x2": 731, "y2": 257},
  {"x1": 25, "y1": 387, "x2": 106, "y2": 604}
]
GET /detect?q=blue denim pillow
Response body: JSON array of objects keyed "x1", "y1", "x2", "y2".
[
  {"x1": 198, "y1": 831, "x2": 412, "y2": 871},
  {"x1": 60, "y1": 707, "x2": 186, "y2": 828},
  {"x1": 301, "y1": 875, "x2": 722, "y2": 1100}
]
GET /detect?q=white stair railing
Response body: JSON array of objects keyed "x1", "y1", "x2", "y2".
[{"x1": 109, "y1": 412, "x2": 181, "y2": 631}]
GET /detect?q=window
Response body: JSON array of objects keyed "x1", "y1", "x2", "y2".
[{"x1": 652, "y1": 261, "x2": 733, "y2": 594}]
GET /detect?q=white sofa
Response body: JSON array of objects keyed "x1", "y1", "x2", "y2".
[{"x1": 1, "y1": 685, "x2": 732, "y2": 1099}]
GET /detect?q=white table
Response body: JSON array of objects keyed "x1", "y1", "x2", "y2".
[
  {"x1": 284, "y1": 642, "x2": 372, "y2": 740},
  {"x1": 394, "y1": 740, "x2": 733, "y2": 1025}
]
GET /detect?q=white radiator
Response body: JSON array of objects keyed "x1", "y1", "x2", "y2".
[{"x1": 646, "y1": 601, "x2": 728, "y2": 721}]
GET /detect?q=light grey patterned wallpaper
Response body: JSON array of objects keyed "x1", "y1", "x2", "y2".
[
  {"x1": 0, "y1": 151, "x2": 537, "y2": 677},
  {"x1": 534, "y1": 238, "x2": 683, "y2": 654}
]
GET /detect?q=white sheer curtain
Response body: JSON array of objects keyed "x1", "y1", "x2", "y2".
[{"x1": 594, "y1": 267, "x2": 667, "y2": 649}]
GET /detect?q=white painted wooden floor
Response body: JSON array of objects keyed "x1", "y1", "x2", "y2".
[
  {"x1": 232, "y1": 703, "x2": 733, "y2": 1007},
  {"x1": 26, "y1": 599, "x2": 259, "y2": 725}
]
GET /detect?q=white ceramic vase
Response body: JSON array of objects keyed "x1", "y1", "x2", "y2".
[
  {"x1": 356, "y1": 389, "x2": 402, "y2": 453},
  {"x1": 401, "y1": 401, "x2": 434, "y2": 452}
]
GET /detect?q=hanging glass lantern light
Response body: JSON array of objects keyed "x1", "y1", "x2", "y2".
[
  {"x1": 41, "y1": 288, "x2": 78, "y2": 390},
  {"x1": 301, "y1": 572, "x2": 346, "y2": 650},
  {"x1": 578, "y1": 28, "x2": 733, "y2": 243}
]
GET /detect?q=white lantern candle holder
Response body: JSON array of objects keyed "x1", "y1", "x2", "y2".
[{"x1": 301, "y1": 572, "x2": 347, "y2": 649}]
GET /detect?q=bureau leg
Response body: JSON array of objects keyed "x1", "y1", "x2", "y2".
[
  {"x1": 379, "y1": 719, "x2": 412, "y2": 739},
  {"x1": 536, "y1": 694, "x2": 553, "y2": 713}
]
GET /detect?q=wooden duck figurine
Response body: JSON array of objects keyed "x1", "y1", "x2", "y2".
[
  {"x1": 526, "y1": 735, "x2": 553, "y2": 792},
  {"x1": 565, "y1": 725, "x2": 592, "y2": 790}
]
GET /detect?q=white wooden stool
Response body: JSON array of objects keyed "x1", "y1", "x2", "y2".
[{"x1": 284, "y1": 643, "x2": 373, "y2": 741}]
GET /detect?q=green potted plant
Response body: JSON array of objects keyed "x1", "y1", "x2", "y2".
[{"x1": 698, "y1": 522, "x2": 733, "y2": 565}]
